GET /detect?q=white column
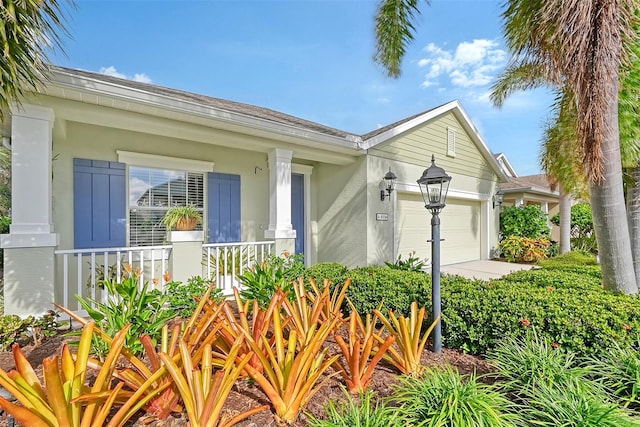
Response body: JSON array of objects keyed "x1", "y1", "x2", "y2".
[
  {"x1": 264, "y1": 148, "x2": 296, "y2": 254},
  {"x1": 540, "y1": 201, "x2": 549, "y2": 214},
  {"x1": 1, "y1": 104, "x2": 59, "y2": 316},
  {"x1": 515, "y1": 196, "x2": 525, "y2": 207},
  {"x1": 168, "y1": 231, "x2": 205, "y2": 285}
]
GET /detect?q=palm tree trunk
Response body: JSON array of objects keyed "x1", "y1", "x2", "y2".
[
  {"x1": 559, "y1": 185, "x2": 572, "y2": 254},
  {"x1": 627, "y1": 164, "x2": 640, "y2": 290},
  {"x1": 590, "y1": 89, "x2": 637, "y2": 294}
]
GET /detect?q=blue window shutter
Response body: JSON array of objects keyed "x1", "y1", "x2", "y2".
[
  {"x1": 208, "y1": 172, "x2": 241, "y2": 243},
  {"x1": 291, "y1": 173, "x2": 305, "y2": 256},
  {"x1": 74, "y1": 159, "x2": 126, "y2": 249}
]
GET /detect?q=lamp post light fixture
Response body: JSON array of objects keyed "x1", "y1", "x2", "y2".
[
  {"x1": 380, "y1": 167, "x2": 398, "y2": 201},
  {"x1": 417, "y1": 155, "x2": 451, "y2": 354}
]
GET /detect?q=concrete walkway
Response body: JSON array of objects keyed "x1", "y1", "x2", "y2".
[{"x1": 441, "y1": 260, "x2": 536, "y2": 281}]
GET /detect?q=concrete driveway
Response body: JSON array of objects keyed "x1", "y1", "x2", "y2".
[{"x1": 441, "y1": 260, "x2": 535, "y2": 281}]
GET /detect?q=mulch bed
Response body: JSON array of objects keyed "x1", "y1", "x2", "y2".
[{"x1": 0, "y1": 332, "x2": 492, "y2": 426}]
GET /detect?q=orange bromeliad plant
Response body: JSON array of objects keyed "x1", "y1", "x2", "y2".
[
  {"x1": 332, "y1": 310, "x2": 396, "y2": 394},
  {"x1": 0, "y1": 323, "x2": 144, "y2": 427},
  {"x1": 210, "y1": 287, "x2": 279, "y2": 376},
  {"x1": 159, "y1": 338, "x2": 268, "y2": 427},
  {"x1": 56, "y1": 285, "x2": 228, "y2": 420},
  {"x1": 374, "y1": 301, "x2": 439, "y2": 376},
  {"x1": 241, "y1": 289, "x2": 342, "y2": 423}
]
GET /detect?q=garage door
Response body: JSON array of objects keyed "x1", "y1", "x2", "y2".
[{"x1": 397, "y1": 193, "x2": 481, "y2": 265}]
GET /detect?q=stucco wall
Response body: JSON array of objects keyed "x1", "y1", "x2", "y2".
[
  {"x1": 52, "y1": 120, "x2": 273, "y2": 252},
  {"x1": 313, "y1": 158, "x2": 367, "y2": 267}
]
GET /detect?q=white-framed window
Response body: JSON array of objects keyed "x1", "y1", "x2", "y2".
[
  {"x1": 128, "y1": 166, "x2": 204, "y2": 246},
  {"x1": 447, "y1": 127, "x2": 456, "y2": 157}
]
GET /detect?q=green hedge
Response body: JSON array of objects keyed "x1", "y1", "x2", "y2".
[
  {"x1": 300, "y1": 256, "x2": 639, "y2": 357},
  {"x1": 343, "y1": 267, "x2": 430, "y2": 316},
  {"x1": 441, "y1": 269, "x2": 640, "y2": 356},
  {"x1": 304, "y1": 262, "x2": 349, "y2": 288}
]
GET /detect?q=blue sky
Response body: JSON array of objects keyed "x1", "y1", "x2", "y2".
[{"x1": 52, "y1": 0, "x2": 555, "y2": 175}]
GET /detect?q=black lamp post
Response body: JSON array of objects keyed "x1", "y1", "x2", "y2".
[{"x1": 417, "y1": 155, "x2": 451, "y2": 353}]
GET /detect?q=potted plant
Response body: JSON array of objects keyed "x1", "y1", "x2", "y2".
[{"x1": 161, "y1": 205, "x2": 203, "y2": 231}]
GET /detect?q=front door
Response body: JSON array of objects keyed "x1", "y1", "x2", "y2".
[{"x1": 291, "y1": 173, "x2": 305, "y2": 259}]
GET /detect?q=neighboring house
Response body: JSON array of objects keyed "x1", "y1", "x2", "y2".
[
  {"x1": 0, "y1": 66, "x2": 507, "y2": 316},
  {"x1": 494, "y1": 154, "x2": 561, "y2": 240}
]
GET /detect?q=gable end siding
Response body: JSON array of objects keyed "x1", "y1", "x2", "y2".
[{"x1": 368, "y1": 113, "x2": 494, "y2": 181}]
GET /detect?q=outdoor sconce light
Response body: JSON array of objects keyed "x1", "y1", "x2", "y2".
[
  {"x1": 493, "y1": 190, "x2": 504, "y2": 209},
  {"x1": 380, "y1": 167, "x2": 397, "y2": 201},
  {"x1": 417, "y1": 155, "x2": 451, "y2": 354}
]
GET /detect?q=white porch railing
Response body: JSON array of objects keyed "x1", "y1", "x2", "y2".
[
  {"x1": 54, "y1": 240, "x2": 275, "y2": 314},
  {"x1": 202, "y1": 241, "x2": 275, "y2": 296},
  {"x1": 54, "y1": 245, "x2": 171, "y2": 314}
]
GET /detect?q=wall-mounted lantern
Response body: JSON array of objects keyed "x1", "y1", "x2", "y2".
[{"x1": 380, "y1": 168, "x2": 397, "y2": 201}]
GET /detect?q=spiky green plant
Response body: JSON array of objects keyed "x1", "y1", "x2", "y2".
[
  {"x1": 307, "y1": 388, "x2": 405, "y2": 427},
  {"x1": 523, "y1": 379, "x2": 638, "y2": 427},
  {"x1": 587, "y1": 344, "x2": 640, "y2": 409},
  {"x1": 488, "y1": 332, "x2": 592, "y2": 395},
  {"x1": 392, "y1": 367, "x2": 517, "y2": 427}
]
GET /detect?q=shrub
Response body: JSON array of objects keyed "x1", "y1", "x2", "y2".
[
  {"x1": 164, "y1": 275, "x2": 224, "y2": 318},
  {"x1": 345, "y1": 267, "x2": 429, "y2": 316},
  {"x1": 551, "y1": 203, "x2": 597, "y2": 253},
  {"x1": 441, "y1": 269, "x2": 640, "y2": 356},
  {"x1": 305, "y1": 262, "x2": 349, "y2": 287},
  {"x1": 500, "y1": 204, "x2": 550, "y2": 239},
  {"x1": 76, "y1": 270, "x2": 175, "y2": 357},
  {"x1": 538, "y1": 250, "x2": 600, "y2": 277},
  {"x1": 392, "y1": 367, "x2": 517, "y2": 427},
  {"x1": 0, "y1": 311, "x2": 58, "y2": 350},
  {"x1": 308, "y1": 389, "x2": 406, "y2": 427},
  {"x1": 499, "y1": 235, "x2": 551, "y2": 263},
  {"x1": 239, "y1": 254, "x2": 295, "y2": 308}
]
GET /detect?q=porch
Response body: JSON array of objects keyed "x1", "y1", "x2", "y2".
[{"x1": 54, "y1": 240, "x2": 274, "y2": 316}]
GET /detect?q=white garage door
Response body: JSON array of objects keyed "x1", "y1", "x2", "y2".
[{"x1": 397, "y1": 193, "x2": 481, "y2": 265}]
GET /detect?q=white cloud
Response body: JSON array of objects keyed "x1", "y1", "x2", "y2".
[
  {"x1": 99, "y1": 66, "x2": 153, "y2": 83},
  {"x1": 417, "y1": 39, "x2": 506, "y2": 88}
]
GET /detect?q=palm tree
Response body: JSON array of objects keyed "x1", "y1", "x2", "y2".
[
  {"x1": 0, "y1": 0, "x2": 73, "y2": 121},
  {"x1": 375, "y1": 0, "x2": 639, "y2": 293},
  {"x1": 497, "y1": 0, "x2": 638, "y2": 294}
]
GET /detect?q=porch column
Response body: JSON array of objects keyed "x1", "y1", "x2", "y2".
[
  {"x1": 1, "y1": 104, "x2": 59, "y2": 317},
  {"x1": 264, "y1": 148, "x2": 296, "y2": 255},
  {"x1": 168, "y1": 231, "x2": 205, "y2": 286},
  {"x1": 540, "y1": 201, "x2": 551, "y2": 229},
  {"x1": 515, "y1": 196, "x2": 525, "y2": 207}
]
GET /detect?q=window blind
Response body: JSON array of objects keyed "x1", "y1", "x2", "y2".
[{"x1": 129, "y1": 166, "x2": 204, "y2": 246}]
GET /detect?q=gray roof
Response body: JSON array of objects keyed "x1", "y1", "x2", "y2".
[
  {"x1": 501, "y1": 174, "x2": 558, "y2": 193},
  {"x1": 51, "y1": 65, "x2": 352, "y2": 139},
  {"x1": 361, "y1": 106, "x2": 440, "y2": 140}
]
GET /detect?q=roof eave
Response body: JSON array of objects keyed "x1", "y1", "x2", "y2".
[{"x1": 45, "y1": 68, "x2": 364, "y2": 156}]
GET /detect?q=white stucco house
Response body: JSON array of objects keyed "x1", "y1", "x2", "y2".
[{"x1": 0, "y1": 66, "x2": 507, "y2": 316}]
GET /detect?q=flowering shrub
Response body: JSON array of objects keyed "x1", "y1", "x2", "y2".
[{"x1": 500, "y1": 235, "x2": 552, "y2": 263}]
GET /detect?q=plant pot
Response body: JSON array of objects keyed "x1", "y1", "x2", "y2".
[{"x1": 175, "y1": 217, "x2": 199, "y2": 231}]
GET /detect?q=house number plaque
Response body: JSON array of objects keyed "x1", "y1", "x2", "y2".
[{"x1": 376, "y1": 213, "x2": 389, "y2": 221}]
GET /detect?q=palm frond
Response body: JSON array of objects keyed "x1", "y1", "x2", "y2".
[{"x1": 373, "y1": 0, "x2": 426, "y2": 78}]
